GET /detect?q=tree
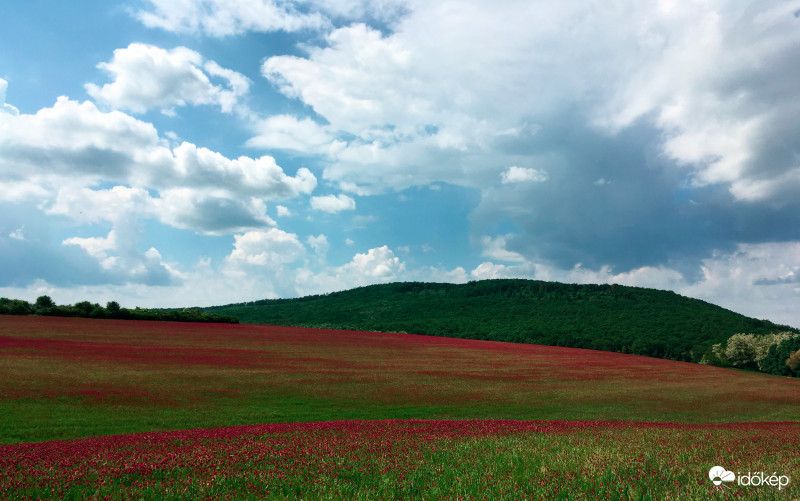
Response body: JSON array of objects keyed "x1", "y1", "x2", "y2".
[
  {"x1": 787, "y1": 349, "x2": 800, "y2": 373},
  {"x1": 0, "y1": 298, "x2": 32, "y2": 315},
  {"x1": 724, "y1": 334, "x2": 758, "y2": 370},
  {"x1": 34, "y1": 295, "x2": 55, "y2": 311},
  {"x1": 72, "y1": 301, "x2": 97, "y2": 317},
  {"x1": 106, "y1": 301, "x2": 121, "y2": 316}
]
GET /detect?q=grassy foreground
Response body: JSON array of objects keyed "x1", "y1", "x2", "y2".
[{"x1": 2, "y1": 420, "x2": 798, "y2": 500}]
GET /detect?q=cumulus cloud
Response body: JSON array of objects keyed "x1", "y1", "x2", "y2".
[
  {"x1": 60, "y1": 231, "x2": 179, "y2": 286},
  {"x1": 45, "y1": 186, "x2": 181, "y2": 285},
  {"x1": 134, "y1": 0, "x2": 327, "y2": 36},
  {"x1": 47, "y1": 185, "x2": 156, "y2": 223},
  {"x1": 307, "y1": 233, "x2": 329, "y2": 256},
  {"x1": 0, "y1": 94, "x2": 315, "y2": 235},
  {"x1": 295, "y1": 244, "x2": 405, "y2": 294},
  {"x1": 167, "y1": 142, "x2": 317, "y2": 199},
  {"x1": 133, "y1": 0, "x2": 410, "y2": 37},
  {"x1": 677, "y1": 243, "x2": 800, "y2": 326},
  {"x1": 156, "y1": 188, "x2": 276, "y2": 235},
  {"x1": 86, "y1": 43, "x2": 250, "y2": 114},
  {"x1": 226, "y1": 229, "x2": 305, "y2": 267},
  {"x1": 480, "y1": 235, "x2": 526, "y2": 263},
  {"x1": 0, "y1": 229, "x2": 118, "y2": 288},
  {"x1": 0, "y1": 96, "x2": 163, "y2": 187},
  {"x1": 310, "y1": 193, "x2": 356, "y2": 212},
  {"x1": 246, "y1": 114, "x2": 336, "y2": 153},
  {"x1": 500, "y1": 166, "x2": 548, "y2": 184},
  {"x1": 341, "y1": 245, "x2": 403, "y2": 279}
]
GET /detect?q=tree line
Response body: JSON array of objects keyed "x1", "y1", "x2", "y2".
[
  {"x1": 0, "y1": 296, "x2": 238, "y2": 324},
  {"x1": 702, "y1": 332, "x2": 800, "y2": 377}
]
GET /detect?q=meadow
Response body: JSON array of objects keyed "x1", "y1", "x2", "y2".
[{"x1": 2, "y1": 315, "x2": 799, "y2": 499}]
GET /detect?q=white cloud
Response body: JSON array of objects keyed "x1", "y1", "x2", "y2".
[
  {"x1": 0, "y1": 95, "x2": 315, "y2": 235},
  {"x1": 480, "y1": 235, "x2": 526, "y2": 263},
  {"x1": 46, "y1": 186, "x2": 182, "y2": 285},
  {"x1": 135, "y1": 0, "x2": 327, "y2": 36},
  {"x1": 307, "y1": 233, "x2": 329, "y2": 266},
  {"x1": 156, "y1": 188, "x2": 276, "y2": 235},
  {"x1": 470, "y1": 262, "x2": 510, "y2": 280},
  {"x1": 133, "y1": 0, "x2": 410, "y2": 37},
  {"x1": 226, "y1": 229, "x2": 305, "y2": 267},
  {"x1": 295, "y1": 244, "x2": 405, "y2": 294},
  {"x1": 48, "y1": 185, "x2": 156, "y2": 224},
  {"x1": 307, "y1": 234, "x2": 329, "y2": 256},
  {"x1": 86, "y1": 43, "x2": 250, "y2": 114},
  {"x1": 0, "y1": 181, "x2": 49, "y2": 202},
  {"x1": 0, "y1": 96, "x2": 164, "y2": 188},
  {"x1": 8, "y1": 226, "x2": 25, "y2": 241},
  {"x1": 412, "y1": 265, "x2": 469, "y2": 284},
  {"x1": 276, "y1": 205, "x2": 292, "y2": 217},
  {"x1": 682, "y1": 242, "x2": 800, "y2": 327},
  {"x1": 254, "y1": 1, "x2": 800, "y2": 206},
  {"x1": 63, "y1": 232, "x2": 119, "y2": 268},
  {"x1": 500, "y1": 166, "x2": 548, "y2": 184},
  {"x1": 310, "y1": 193, "x2": 355, "y2": 212},
  {"x1": 0, "y1": 78, "x2": 19, "y2": 115},
  {"x1": 593, "y1": 1, "x2": 800, "y2": 203},
  {"x1": 168, "y1": 142, "x2": 317, "y2": 199},
  {"x1": 59, "y1": 228, "x2": 182, "y2": 286},
  {"x1": 342, "y1": 245, "x2": 403, "y2": 279},
  {"x1": 247, "y1": 114, "x2": 335, "y2": 153}
]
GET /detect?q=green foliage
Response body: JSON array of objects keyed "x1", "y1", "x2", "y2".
[
  {"x1": 706, "y1": 332, "x2": 799, "y2": 376},
  {"x1": 723, "y1": 334, "x2": 760, "y2": 370},
  {"x1": 204, "y1": 279, "x2": 796, "y2": 363},
  {"x1": 0, "y1": 297, "x2": 238, "y2": 324},
  {"x1": 0, "y1": 297, "x2": 33, "y2": 315},
  {"x1": 106, "y1": 300, "x2": 121, "y2": 316},
  {"x1": 762, "y1": 336, "x2": 800, "y2": 376},
  {"x1": 34, "y1": 295, "x2": 54, "y2": 311},
  {"x1": 788, "y1": 349, "x2": 800, "y2": 372}
]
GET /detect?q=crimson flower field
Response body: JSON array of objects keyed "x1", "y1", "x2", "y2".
[
  {"x1": 3, "y1": 420, "x2": 799, "y2": 500},
  {"x1": 2, "y1": 316, "x2": 799, "y2": 499}
]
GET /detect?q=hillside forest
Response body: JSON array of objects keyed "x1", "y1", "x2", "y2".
[{"x1": 205, "y1": 280, "x2": 800, "y2": 377}]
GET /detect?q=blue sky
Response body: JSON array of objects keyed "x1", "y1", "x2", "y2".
[{"x1": 2, "y1": 0, "x2": 800, "y2": 327}]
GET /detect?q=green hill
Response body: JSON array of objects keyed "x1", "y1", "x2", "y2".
[{"x1": 203, "y1": 279, "x2": 797, "y2": 363}]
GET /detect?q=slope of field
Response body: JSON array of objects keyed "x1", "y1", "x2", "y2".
[
  {"x1": 202, "y1": 280, "x2": 797, "y2": 362},
  {"x1": 3, "y1": 315, "x2": 800, "y2": 445}
]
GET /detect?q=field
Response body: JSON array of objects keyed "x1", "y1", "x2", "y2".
[{"x1": 2, "y1": 315, "x2": 799, "y2": 499}]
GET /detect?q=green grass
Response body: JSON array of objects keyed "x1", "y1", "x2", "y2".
[
  {"x1": 3, "y1": 421, "x2": 797, "y2": 500},
  {"x1": 2, "y1": 316, "x2": 800, "y2": 444}
]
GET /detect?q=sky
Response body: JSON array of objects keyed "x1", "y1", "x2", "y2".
[{"x1": 1, "y1": 0, "x2": 800, "y2": 327}]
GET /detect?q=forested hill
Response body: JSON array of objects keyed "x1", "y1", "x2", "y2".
[{"x1": 203, "y1": 279, "x2": 796, "y2": 363}]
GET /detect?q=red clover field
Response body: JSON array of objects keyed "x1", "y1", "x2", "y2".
[{"x1": 2, "y1": 316, "x2": 799, "y2": 499}]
